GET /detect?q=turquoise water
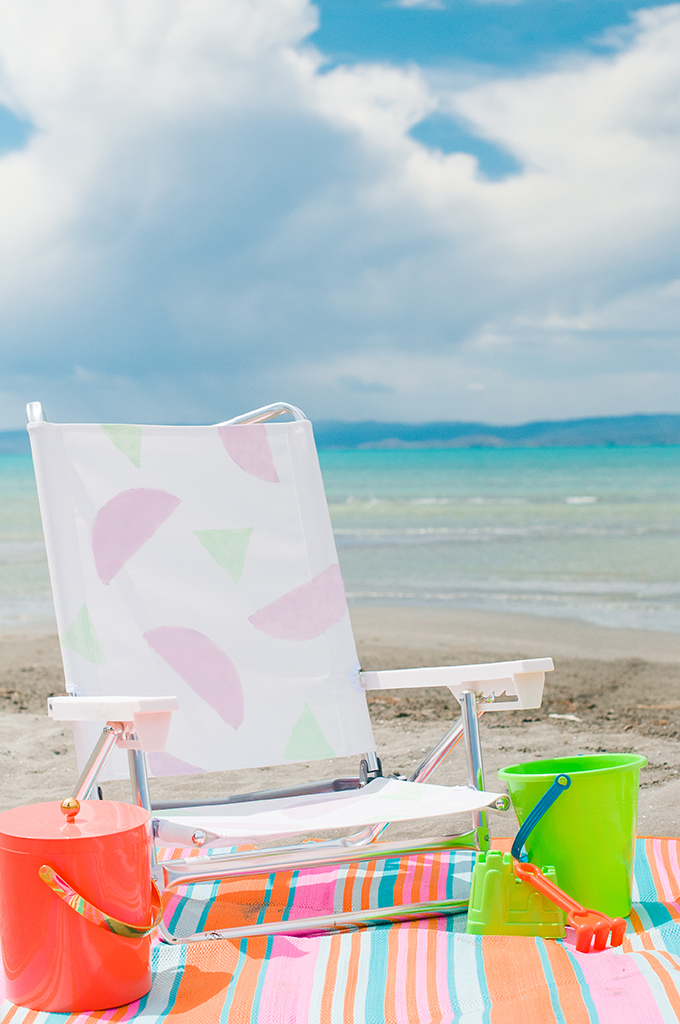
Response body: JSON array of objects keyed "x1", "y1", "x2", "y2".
[
  {"x1": 0, "y1": 454, "x2": 54, "y2": 628},
  {"x1": 3, "y1": 447, "x2": 680, "y2": 632},
  {"x1": 322, "y1": 447, "x2": 680, "y2": 633}
]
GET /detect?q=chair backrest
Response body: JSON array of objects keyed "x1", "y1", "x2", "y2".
[{"x1": 28, "y1": 415, "x2": 376, "y2": 778}]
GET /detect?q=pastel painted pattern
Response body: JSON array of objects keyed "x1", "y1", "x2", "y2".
[
  {"x1": 248, "y1": 564, "x2": 347, "y2": 640},
  {"x1": 218, "y1": 425, "x2": 279, "y2": 483},
  {"x1": 284, "y1": 702, "x2": 336, "y2": 761},
  {"x1": 92, "y1": 488, "x2": 180, "y2": 585},
  {"x1": 100, "y1": 424, "x2": 143, "y2": 468},
  {"x1": 60, "y1": 604, "x2": 105, "y2": 664},
  {"x1": 144, "y1": 626, "x2": 244, "y2": 729},
  {"x1": 194, "y1": 527, "x2": 253, "y2": 583},
  {"x1": 147, "y1": 751, "x2": 205, "y2": 776}
]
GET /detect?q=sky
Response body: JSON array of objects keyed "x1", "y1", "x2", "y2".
[{"x1": 1, "y1": 0, "x2": 680, "y2": 427}]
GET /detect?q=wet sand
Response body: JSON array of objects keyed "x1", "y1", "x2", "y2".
[{"x1": 1, "y1": 606, "x2": 679, "y2": 838}]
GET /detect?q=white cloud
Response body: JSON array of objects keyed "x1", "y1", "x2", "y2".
[{"x1": 0, "y1": 1, "x2": 680, "y2": 426}]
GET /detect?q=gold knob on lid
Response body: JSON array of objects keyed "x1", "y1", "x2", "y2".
[{"x1": 60, "y1": 797, "x2": 80, "y2": 824}]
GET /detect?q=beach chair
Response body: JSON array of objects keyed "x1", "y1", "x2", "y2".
[{"x1": 27, "y1": 400, "x2": 553, "y2": 941}]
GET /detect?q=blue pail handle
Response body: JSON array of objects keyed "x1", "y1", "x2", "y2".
[{"x1": 511, "y1": 773, "x2": 571, "y2": 862}]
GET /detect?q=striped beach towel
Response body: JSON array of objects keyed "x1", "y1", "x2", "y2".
[{"x1": 3, "y1": 838, "x2": 680, "y2": 1023}]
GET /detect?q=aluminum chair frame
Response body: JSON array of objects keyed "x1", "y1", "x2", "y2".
[
  {"x1": 64, "y1": 687, "x2": 510, "y2": 942},
  {"x1": 29, "y1": 399, "x2": 550, "y2": 942}
]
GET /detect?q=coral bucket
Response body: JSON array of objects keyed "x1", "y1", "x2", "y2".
[
  {"x1": 498, "y1": 753, "x2": 647, "y2": 919},
  {"x1": 0, "y1": 799, "x2": 158, "y2": 1012}
]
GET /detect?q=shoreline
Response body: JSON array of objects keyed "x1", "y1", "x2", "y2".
[
  {"x1": 350, "y1": 604, "x2": 680, "y2": 665},
  {"x1": 6, "y1": 602, "x2": 680, "y2": 661}
]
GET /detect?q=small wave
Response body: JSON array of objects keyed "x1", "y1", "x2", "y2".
[
  {"x1": 0, "y1": 541, "x2": 49, "y2": 563},
  {"x1": 350, "y1": 578, "x2": 680, "y2": 598},
  {"x1": 333, "y1": 523, "x2": 676, "y2": 544}
]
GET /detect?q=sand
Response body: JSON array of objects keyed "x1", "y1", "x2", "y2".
[{"x1": 1, "y1": 605, "x2": 680, "y2": 839}]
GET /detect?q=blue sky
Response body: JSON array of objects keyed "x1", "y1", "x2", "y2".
[
  {"x1": 314, "y1": 0, "x2": 678, "y2": 175},
  {"x1": 1, "y1": 0, "x2": 680, "y2": 427},
  {"x1": 314, "y1": 0, "x2": 664, "y2": 70}
]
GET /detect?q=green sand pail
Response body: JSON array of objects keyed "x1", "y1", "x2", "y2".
[{"x1": 498, "y1": 753, "x2": 647, "y2": 918}]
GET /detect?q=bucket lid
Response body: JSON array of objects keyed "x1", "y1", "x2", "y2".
[{"x1": 0, "y1": 800, "x2": 149, "y2": 843}]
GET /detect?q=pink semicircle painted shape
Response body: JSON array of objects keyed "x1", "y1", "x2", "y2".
[
  {"x1": 218, "y1": 424, "x2": 279, "y2": 483},
  {"x1": 147, "y1": 751, "x2": 206, "y2": 776},
  {"x1": 92, "y1": 488, "x2": 180, "y2": 585},
  {"x1": 248, "y1": 564, "x2": 347, "y2": 641},
  {"x1": 144, "y1": 626, "x2": 244, "y2": 729}
]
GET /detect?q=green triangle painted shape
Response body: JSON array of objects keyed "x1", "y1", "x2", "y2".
[
  {"x1": 100, "y1": 425, "x2": 142, "y2": 468},
  {"x1": 60, "y1": 605, "x2": 106, "y2": 664},
  {"x1": 284, "y1": 703, "x2": 336, "y2": 761},
  {"x1": 194, "y1": 528, "x2": 253, "y2": 583}
]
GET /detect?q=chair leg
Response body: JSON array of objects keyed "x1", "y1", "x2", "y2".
[
  {"x1": 460, "y1": 690, "x2": 489, "y2": 852},
  {"x1": 128, "y1": 747, "x2": 156, "y2": 868},
  {"x1": 72, "y1": 724, "x2": 121, "y2": 800},
  {"x1": 408, "y1": 716, "x2": 466, "y2": 783}
]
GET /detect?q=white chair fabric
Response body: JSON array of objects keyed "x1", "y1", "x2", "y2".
[
  {"x1": 29, "y1": 420, "x2": 375, "y2": 778},
  {"x1": 156, "y1": 778, "x2": 503, "y2": 845}
]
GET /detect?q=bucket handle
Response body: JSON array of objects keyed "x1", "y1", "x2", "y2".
[
  {"x1": 511, "y1": 773, "x2": 571, "y2": 862},
  {"x1": 39, "y1": 864, "x2": 164, "y2": 938}
]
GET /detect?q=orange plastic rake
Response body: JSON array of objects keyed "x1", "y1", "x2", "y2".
[{"x1": 513, "y1": 860, "x2": 627, "y2": 953}]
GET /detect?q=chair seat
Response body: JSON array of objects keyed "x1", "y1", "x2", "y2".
[{"x1": 155, "y1": 777, "x2": 503, "y2": 845}]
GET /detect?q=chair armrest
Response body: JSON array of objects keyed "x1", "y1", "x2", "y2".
[
  {"x1": 359, "y1": 658, "x2": 553, "y2": 711},
  {"x1": 47, "y1": 695, "x2": 179, "y2": 751}
]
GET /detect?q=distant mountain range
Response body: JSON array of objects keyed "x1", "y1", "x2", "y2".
[
  {"x1": 5, "y1": 414, "x2": 680, "y2": 454},
  {"x1": 312, "y1": 414, "x2": 680, "y2": 449}
]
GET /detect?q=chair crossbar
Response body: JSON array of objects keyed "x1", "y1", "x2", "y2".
[
  {"x1": 150, "y1": 775, "x2": 362, "y2": 811},
  {"x1": 159, "y1": 895, "x2": 470, "y2": 944},
  {"x1": 155, "y1": 828, "x2": 479, "y2": 942}
]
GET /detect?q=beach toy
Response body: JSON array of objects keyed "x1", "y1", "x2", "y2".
[
  {"x1": 466, "y1": 850, "x2": 566, "y2": 938},
  {"x1": 0, "y1": 797, "x2": 161, "y2": 1012},
  {"x1": 514, "y1": 860, "x2": 626, "y2": 952},
  {"x1": 499, "y1": 753, "x2": 647, "y2": 918},
  {"x1": 511, "y1": 772, "x2": 571, "y2": 861}
]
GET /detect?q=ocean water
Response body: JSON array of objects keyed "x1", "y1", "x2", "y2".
[
  {"x1": 2, "y1": 447, "x2": 680, "y2": 633},
  {"x1": 322, "y1": 447, "x2": 680, "y2": 634},
  {"x1": 0, "y1": 454, "x2": 55, "y2": 628}
]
